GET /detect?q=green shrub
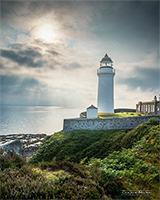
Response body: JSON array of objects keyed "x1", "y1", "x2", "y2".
[
  {"x1": 29, "y1": 129, "x2": 123, "y2": 164},
  {"x1": 0, "y1": 155, "x2": 12, "y2": 170},
  {"x1": 147, "y1": 118, "x2": 160, "y2": 125},
  {"x1": 0, "y1": 151, "x2": 25, "y2": 171},
  {"x1": 39, "y1": 162, "x2": 48, "y2": 170},
  {"x1": 119, "y1": 123, "x2": 151, "y2": 149}
]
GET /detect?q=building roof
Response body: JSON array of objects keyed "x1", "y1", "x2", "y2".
[
  {"x1": 87, "y1": 104, "x2": 98, "y2": 109},
  {"x1": 100, "y1": 54, "x2": 113, "y2": 62},
  {"x1": 137, "y1": 100, "x2": 160, "y2": 104}
]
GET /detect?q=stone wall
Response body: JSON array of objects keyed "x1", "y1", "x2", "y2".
[{"x1": 63, "y1": 115, "x2": 160, "y2": 134}]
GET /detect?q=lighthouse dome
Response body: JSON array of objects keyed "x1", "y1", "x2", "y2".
[
  {"x1": 100, "y1": 54, "x2": 113, "y2": 67},
  {"x1": 100, "y1": 54, "x2": 113, "y2": 63}
]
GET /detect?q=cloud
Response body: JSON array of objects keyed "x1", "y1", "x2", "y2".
[
  {"x1": 1, "y1": 1, "x2": 93, "y2": 44},
  {"x1": 1, "y1": 39, "x2": 96, "y2": 73},
  {"x1": 115, "y1": 51, "x2": 159, "y2": 91},
  {"x1": 0, "y1": 39, "x2": 97, "y2": 107},
  {"x1": 114, "y1": 85, "x2": 159, "y2": 109},
  {"x1": 1, "y1": 48, "x2": 44, "y2": 68},
  {"x1": 117, "y1": 68, "x2": 159, "y2": 91},
  {"x1": 1, "y1": 1, "x2": 159, "y2": 108},
  {"x1": 1, "y1": 74, "x2": 42, "y2": 94},
  {"x1": 0, "y1": 74, "x2": 94, "y2": 107}
]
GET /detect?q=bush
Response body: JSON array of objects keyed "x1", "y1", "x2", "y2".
[
  {"x1": 29, "y1": 129, "x2": 123, "y2": 164},
  {"x1": 0, "y1": 151, "x2": 25, "y2": 171},
  {"x1": 147, "y1": 118, "x2": 160, "y2": 125}
]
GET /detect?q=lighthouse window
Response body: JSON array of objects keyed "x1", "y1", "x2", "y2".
[
  {"x1": 107, "y1": 62, "x2": 112, "y2": 67},
  {"x1": 101, "y1": 63, "x2": 106, "y2": 67}
]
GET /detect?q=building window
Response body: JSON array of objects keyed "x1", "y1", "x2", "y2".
[
  {"x1": 153, "y1": 105, "x2": 155, "y2": 112},
  {"x1": 141, "y1": 105, "x2": 143, "y2": 112},
  {"x1": 151, "y1": 105, "x2": 154, "y2": 112},
  {"x1": 148, "y1": 105, "x2": 150, "y2": 113},
  {"x1": 146, "y1": 105, "x2": 148, "y2": 112}
]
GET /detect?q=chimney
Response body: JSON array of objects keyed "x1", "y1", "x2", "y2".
[{"x1": 154, "y1": 95, "x2": 157, "y2": 101}]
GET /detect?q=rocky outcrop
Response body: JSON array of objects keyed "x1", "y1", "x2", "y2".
[
  {"x1": 0, "y1": 134, "x2": 47, "y2": 158},
  {"x1": 1, "y1": 140, "x2": 24, "y2": 157}
]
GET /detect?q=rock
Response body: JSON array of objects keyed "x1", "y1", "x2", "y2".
[
  {"x1": 1, "y1": 140, "x2": 24, "y2": 157},
  {"x1": 0, "y1": 133, "x2": 47, "y2": 159}
]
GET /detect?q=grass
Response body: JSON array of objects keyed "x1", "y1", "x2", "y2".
[
  {"x1": 98, "y1": 112, "x2": 146, "y2": 118},
  {"x1": 29, "y1": 120, "x2": 154, "y2": 165},
  {"x1": 29, "y1": 129, "x2": 129, "y2": 164}
]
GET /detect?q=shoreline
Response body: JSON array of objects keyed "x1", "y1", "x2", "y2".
[{"x1": 0, "y1": 133, "x2": 47, "y2": 158}]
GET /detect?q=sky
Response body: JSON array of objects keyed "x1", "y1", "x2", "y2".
[{"x1": 0, "y1": 0, "x2": 159, "y2": 109}]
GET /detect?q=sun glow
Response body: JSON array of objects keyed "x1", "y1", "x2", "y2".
[{"x1": 38, "y1": 25, "x2": 55, "y2": 41}]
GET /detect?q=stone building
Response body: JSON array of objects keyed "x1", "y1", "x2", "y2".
[{"x1": 136, "y1": 95, "x2": 160, "y2": 115}]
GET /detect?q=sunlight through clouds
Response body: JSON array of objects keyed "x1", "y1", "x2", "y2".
[{"x1": 0, "y1": 1, "x2": 159, "y2": 108}]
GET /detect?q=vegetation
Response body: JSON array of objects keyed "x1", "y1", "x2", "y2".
[
  {"x1": 0, "y1": 118, "x2": 159, "y2": 199},
  {"x1": 87, "y1": 124, "x2": 160, "y2": 199},
  {"x1": 29, "y1": 129, "x2": 132, "y2": 164},
  {"x1": 99, "y1": 112, "x2": 146, "y2": 118}
]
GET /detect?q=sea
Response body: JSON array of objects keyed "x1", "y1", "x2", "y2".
[{"x1": 0, "y1": 106, "x2": 84, "y2": 135}]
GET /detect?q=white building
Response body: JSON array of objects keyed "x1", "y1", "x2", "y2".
[
  {"x1": 97, "y1": 54, "x2": 115, "y2": 115},
  {"x1": 87, "y1": 105, "x2": 98, "y2": 118}
]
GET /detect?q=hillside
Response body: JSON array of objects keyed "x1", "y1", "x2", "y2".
[
  {"x1": 0, "y1": 118, "x2": 159, "y2": 199},
  {"x1": 29, "y1": 121, "x2": 151, "y2": 164}
]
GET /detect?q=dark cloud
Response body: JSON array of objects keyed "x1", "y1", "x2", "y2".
[
  {"x1": 116, "y1": 67, "x2": 159, "y2": 91},
  {"x1": 1, "y1": 47, "x2": 44, "y2": 68},
  {"x1": 0, "y1": 74, "x2": 48, "y2": 105},
  {"x1": 1, "y1": 40, "x2": 88, "y2": 71},
  {"x1": 46, "y1": 50, "x2": 59, "y2": 56},
  {"x1": 68, "y1": 62, "x2": 83, "y2": 69},
  {"x1": 1, "y1": 74, "x2": 40, "y2": 94},
  {"x1": 0, "y1": 75, "x2": 20, "y2": 93}
]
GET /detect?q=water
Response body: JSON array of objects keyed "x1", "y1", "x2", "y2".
[{"x1": 0, "y1": 106, "x2": 84, "y2": 135}]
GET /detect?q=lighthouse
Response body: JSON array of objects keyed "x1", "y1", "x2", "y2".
[{"x1": 97, "y1": 54, "x2": 115, "y2": 115}]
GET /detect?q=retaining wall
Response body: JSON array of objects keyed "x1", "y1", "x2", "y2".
[{"x1": 63, "y1": 115, "x2": 160, "y2": 134}]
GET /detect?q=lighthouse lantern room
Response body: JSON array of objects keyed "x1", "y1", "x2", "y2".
[{"x1": 97, "y1": 54, "x2": 115, "y2": 115}]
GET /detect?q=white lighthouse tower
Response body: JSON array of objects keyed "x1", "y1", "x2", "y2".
[{"x1": 97, "y1": 54, "x2": 115, "y2": 115}]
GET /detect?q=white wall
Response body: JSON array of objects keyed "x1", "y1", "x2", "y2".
[
  {"x1": 87, "y1": 108, "x2": 98, "y2": 118},
  {"x1": 97, "y1": 67, "x2": 115, "y2": 114}
]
